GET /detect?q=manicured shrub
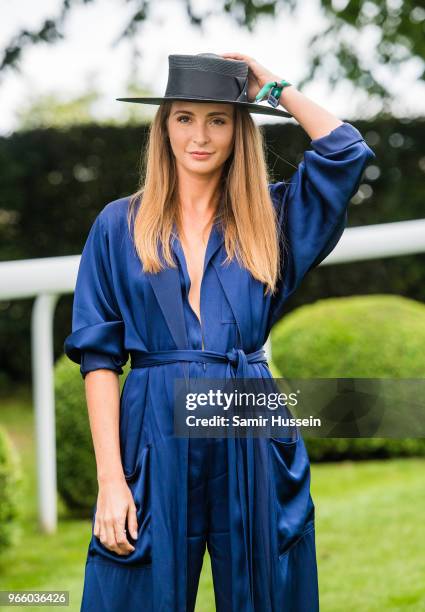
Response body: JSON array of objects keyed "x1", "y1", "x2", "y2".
[
  {"x1": 0, "y1": 425, "x2": 23, "y2": 553},
  {"x1": 271, "y1": 295, "x2": 425, "y2": 461}
]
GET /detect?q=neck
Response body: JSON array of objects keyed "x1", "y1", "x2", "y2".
[{"x1": 176, "y1": 166, "x2": 223, "y2": 219}]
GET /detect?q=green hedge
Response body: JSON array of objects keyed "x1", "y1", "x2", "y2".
[
  {"x1": 0, "y1": 425, "x2": 23, "y2": 554},
  {"x1": 271, "y1": 294, "x2": 425, "y2": 461}
]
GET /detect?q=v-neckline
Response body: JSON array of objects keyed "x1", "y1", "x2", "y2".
[{"x1": 172, "y1": 221, "x2": 216, "y2": 329}]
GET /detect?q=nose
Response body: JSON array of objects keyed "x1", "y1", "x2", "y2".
[
  {"x1": 193, "y1": 137, "x2": 209, "y2": 146},
  {"x1": 192, "y1": 125, "x2": 210, "y2": 145}
]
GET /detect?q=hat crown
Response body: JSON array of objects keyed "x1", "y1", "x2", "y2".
[
  {"x1": 164, "y1": 52, "x2": 248, "y2": 103},
  {"x1": 168, "y1": 53, "x2": 248, "y2": 78}
]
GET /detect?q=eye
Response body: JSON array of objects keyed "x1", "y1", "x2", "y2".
[{"x1": 176, "y1": 116, "x2": 226, "y2": 125}]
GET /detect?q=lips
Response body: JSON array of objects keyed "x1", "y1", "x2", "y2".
[{"x1": 189, "y1": 151, "x2": 213, "y2": 159}]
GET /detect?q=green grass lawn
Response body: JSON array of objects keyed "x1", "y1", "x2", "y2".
[{"x1": 0, "y1": 386, "x2": 424, "y2": 611}]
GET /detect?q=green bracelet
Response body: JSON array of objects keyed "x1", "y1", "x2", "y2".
[{"x1": 255, "y1": 79, "x2": 292, "y2": 108}]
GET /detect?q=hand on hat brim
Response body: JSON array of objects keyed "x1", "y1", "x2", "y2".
[{"x1": 219, "y1": 52, "x2": 283, "y2": 103}]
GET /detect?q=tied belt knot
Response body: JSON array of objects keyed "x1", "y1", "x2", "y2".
[
  {"x1": 130, "y1": 346, "x2": 267, "y2": 378},
  {"x1": 225, "y1": 347, "x2": 251, "y2": 378},
  {"x1": 225, "y1": 347, "x2": 243, "y2": 367}
]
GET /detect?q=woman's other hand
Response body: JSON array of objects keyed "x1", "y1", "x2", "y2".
[
  {"x1": 219, "y1": 52, "x2": 281, "y2": 102},
  {"x1": 94, "y1": 476, "x2": 139, "y2": 555}
]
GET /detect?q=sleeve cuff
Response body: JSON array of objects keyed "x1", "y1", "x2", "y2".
[
  {"x1": 80, "y1": 351, "x2": 125, "y2": 379},
  {"x1": 310, "y1": 122, "x2": 365, "y2": 156}
]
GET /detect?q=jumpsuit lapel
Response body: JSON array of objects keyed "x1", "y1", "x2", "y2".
[
  {"x1": 145, "y1": 259, "x2": 188, "y2": 350},
  {"x1": 212, "y1": 230, "x2": 267, "y2": 351}
]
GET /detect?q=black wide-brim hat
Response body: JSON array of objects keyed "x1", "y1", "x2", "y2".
[{"x1": 116, "y1": 53, "x2": 292, "y2": 119}]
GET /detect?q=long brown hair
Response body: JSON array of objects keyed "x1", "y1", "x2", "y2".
[{"x1": 127, "y1": 100, "x2": 284, "y2": 295}]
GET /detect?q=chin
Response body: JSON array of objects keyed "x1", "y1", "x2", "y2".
[{"x1": 187, "y1": 161, "x2": 220, "y2": 172}]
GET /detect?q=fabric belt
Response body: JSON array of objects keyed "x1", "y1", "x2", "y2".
[{"x1": 130, "y1": 347, "x2": 268, "y2": 378}]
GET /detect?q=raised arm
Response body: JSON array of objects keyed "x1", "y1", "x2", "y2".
[
  {"x1": 277, "y1": 84, "x2": 344, "y2": 140},
  {"x1": 267, "y1": 88, "x2": 376, "y2": 328},
  {"x1": 267, "y1": 123, "x2": 375, "y2": 329}
]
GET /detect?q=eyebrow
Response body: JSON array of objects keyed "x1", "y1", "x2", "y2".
[{"x1": 172, "y1": 109, "x2": 231, "y2": 117}]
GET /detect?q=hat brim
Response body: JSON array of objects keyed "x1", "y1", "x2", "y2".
[{"x1": 116, "y1": 96, "x2": 292, "y2": 119}]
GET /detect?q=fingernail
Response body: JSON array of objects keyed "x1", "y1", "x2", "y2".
[{"x1": 132, "y1": 531, "x2": 138, "y2": 539}]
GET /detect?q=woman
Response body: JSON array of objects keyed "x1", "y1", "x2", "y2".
[{"x1": 64, "y1": 52, "x2": 375, "y2": 611}]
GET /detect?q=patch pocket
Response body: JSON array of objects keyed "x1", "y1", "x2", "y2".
[
  {"x1": 91, "y1": 443, "x2": 152, "y2": 567},
  {"x1": 269, "y1": 436, "x2": 314, "y2": 559}
]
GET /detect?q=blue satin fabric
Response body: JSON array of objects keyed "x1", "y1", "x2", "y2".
[{"x1": 64, "y1": 122, "x2": 375, "y2": 611}]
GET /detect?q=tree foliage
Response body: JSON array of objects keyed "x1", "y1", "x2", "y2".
[{"x1": 1, "y1": 1, "x2": 424, "y2": 107}]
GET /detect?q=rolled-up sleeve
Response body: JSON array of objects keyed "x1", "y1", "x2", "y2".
[
  {"x1": 63, "y1": 212, "x2": 128, "y2": 379},
  {"x1": 268, "y1": 122, "x2": 376, "y2": 316}
]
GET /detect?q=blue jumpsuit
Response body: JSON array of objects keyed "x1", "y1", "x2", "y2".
[{"x1": 64, "y1": 121, "x2": 376, "y2": 611}]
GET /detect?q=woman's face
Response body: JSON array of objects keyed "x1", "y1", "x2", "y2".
[{"x1": 166, "y1": 101, "x2": 235, "y2": 176}]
